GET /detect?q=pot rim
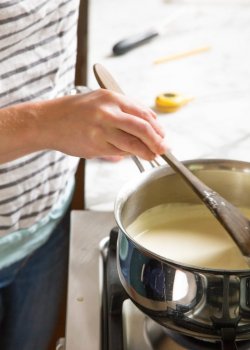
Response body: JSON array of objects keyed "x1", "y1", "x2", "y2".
[{"x1": 114, "y1": 158, "x2": 250, "y2": 275}]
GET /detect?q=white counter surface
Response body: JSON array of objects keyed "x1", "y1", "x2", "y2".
[
  {"x1": 65, "y1": 211, "x2": 115, "y2": 350},
  {"x1": 85, "y1": 0, "x2": 250, "y2": 211}
]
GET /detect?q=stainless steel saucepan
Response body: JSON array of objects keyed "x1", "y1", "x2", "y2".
[{"x1": 114, "y1": 159, "x2": 250, "y2": 347}]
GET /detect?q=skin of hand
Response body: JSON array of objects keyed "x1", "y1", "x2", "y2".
[{"x1": 0, "y1": 89, "x2": 167, "y2": 164}]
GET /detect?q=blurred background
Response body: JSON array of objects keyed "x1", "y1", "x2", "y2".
[{"x1": 76, "y1": 0, "x2": 250, "y2": 211}]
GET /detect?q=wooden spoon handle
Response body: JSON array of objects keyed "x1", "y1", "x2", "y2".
[{"x1": 93, "y1": 64, "x2": 124, "y2": 94}]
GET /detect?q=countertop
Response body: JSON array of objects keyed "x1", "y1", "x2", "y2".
[{"x1": 65, "y1": 211, "x2": 115, "y2": 350}]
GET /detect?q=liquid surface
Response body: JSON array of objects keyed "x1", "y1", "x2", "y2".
[{"x1": 127, "y1": 203, "x2": 250, "y2": 270}]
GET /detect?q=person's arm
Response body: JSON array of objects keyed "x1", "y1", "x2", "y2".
[
  {"x1": 0, "y1": 89, "x2": 166, "y2": 164},
  {"x1": 0, "y1": 101, "x2": 42, "y2": 163}
]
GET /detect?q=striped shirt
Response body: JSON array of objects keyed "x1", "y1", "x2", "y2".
[{"x1": 0, "y1": 1, "x2": 80, "y2": 240}]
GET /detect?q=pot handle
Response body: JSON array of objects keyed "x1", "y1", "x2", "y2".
[
  {"x1": 131, "y1": 156, "x2": 146, "y2": 172},
  {"x1": 132, "y1": 155, "x2": 163, "y2": 173},
  {"x1": 221, "y1": 341, "x2": 238, "y2": 350},
  {"x1": 221, "y1": 328, "x2": 238, "y2": 350}
]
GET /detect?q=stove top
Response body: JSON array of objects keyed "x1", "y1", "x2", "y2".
[
  {"x1": 99, "y1": 227, "x2": 250, "y2": 350},
  {"x1": 66, "y1": 211, "x2": 250, "y2": 350}
]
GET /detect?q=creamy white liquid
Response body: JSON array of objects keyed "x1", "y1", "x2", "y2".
[{"x1": 127, "y1": 203, "x2": 250, "y2": 270}]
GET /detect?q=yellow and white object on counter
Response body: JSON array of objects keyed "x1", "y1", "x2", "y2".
[{"x1": 155, "y1": 92, "x2": 194, "y2": 113}]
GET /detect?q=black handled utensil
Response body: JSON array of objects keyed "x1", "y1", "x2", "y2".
[
  {"x1": 93, "y1": 63, "x2": 250, "y2": 259},
  {"x1": 112, "y1": 11, "x2": 184, "y2": 56},
  {"x1": 113, "y1": 29, "x2": 159, "y2": 56}
]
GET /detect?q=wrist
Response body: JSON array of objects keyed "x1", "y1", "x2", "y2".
[
  {"x1": 35, "y1": 96, "x2": 71, "y2": 151},
  {"x1": 15, "y1": 100, "x2": 50, "y2": 153}
]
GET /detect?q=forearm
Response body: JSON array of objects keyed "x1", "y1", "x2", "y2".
[
  {"x1": 0, "y1": 97, "x2": 72, "y2": 164},
  {"x1": 0, "y1": 102, "x2": 43, "y2": 163}
]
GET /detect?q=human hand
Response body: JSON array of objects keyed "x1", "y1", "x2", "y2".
[{"x1": 43, "y1": 89, "x2": 166, "y2": 160}]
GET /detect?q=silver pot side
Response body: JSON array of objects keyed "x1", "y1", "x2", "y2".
[{"x1": 114, "y1": 159, "x2": 250, "y2": 340}]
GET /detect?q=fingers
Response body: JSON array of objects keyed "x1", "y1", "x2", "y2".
[
  {"x1": 100, "y1": 155, "x2": 124, "y2": 162},
  {"x1": 114, "y1": 94, "x2": 165, "y2": 138},
  {"x1": 105, "y1": 128, "x2": 160, "y2": 160},
  {"x1": 119, "y1": 96, "x2": 158, "y2": 120},
  {"x1": 109, "y1": 111, "x2": 166, "y2": 156},
  {"x1": 99, "y1": 91, "x2": 167, "y2": 158}
]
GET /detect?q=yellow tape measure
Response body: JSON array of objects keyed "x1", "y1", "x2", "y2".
[{"x1": 155, "y1": 92, "x2": 194, "y2": 113}]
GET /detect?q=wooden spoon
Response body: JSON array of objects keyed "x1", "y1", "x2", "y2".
[{"x1": 93, "y1": 63, "x2": 250, "y2": 258}]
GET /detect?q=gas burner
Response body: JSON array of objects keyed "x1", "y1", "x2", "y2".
[{"x1": 99, "y1": 227, "x2": 250, "y2": 350}]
